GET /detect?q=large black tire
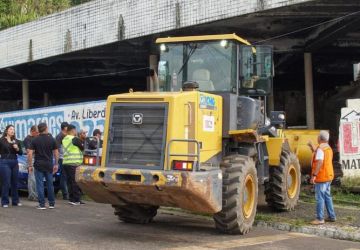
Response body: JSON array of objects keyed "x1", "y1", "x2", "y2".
[
  {"x1": 265, "y1": 150, "x2": 301, "y2": 211},
  {"x1": 214, "y1": 155, "x2": 258, "y2": 235},
  {"x1": 113, "y1": 204, "x2": 158, "y2": 224}
]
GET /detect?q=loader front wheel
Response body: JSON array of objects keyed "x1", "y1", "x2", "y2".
[
  {"x1": 113, "y1": 204, "x2": 158, "y2": 224},
  {"x1": 265, "y1": 150, "x2": 301, "y2": 211},
  {"x1": 214, "y1": 155, "x2": 258, "y2": 235}
]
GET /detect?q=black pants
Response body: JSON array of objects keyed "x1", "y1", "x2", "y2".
[{"x1": 63, "y1": 165, "x2": 81, "y2": 202}]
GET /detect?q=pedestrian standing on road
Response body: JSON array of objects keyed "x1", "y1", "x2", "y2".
[
  {"x1": 56, "y1": 122, "x2": 69, "y2": 200},
  {"x1": 23, "y1": 125, "x2": 39, "y2": 150},
  {"x1": 23, "y1": 125, "x2": 39, "y2": 201},
  {"x1": 78, "y1": 129, "x2": 88, "y2": 144},
  {"x1": 88, "y1": 129, "x2": 103, "y2": 150},
  {"x1": 27, "y1": 123, "x2": 59, "y2": 210},
  {"x1": 62, "y1": 125, "x2": 85, "y2": 206},
  {"x1": 307, "y1": 130, "x2": 336, "y2": 225},
  {"x1": 0, "y1": 125, "x2": 23, "y2": 208}
]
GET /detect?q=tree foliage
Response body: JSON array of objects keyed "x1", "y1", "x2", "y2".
[{"x1": 0, "y1": 0, "x2": 91, "y2": 30}]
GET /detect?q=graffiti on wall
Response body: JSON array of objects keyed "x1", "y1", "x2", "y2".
[
  {"x1": 339, "y1": 99, "x2": 360, "y2": 177},
  {"x1": 0, "y1": 101, "x2": 106, "y2": 141}
]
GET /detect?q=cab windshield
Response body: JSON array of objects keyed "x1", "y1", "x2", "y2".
[{"x1": 158, "y1": 41, "x2": 237, "y2": 92}]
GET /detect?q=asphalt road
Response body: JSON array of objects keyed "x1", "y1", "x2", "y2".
[{"x1": 0, "y1": 200, "x2": 359, "y2": 250}]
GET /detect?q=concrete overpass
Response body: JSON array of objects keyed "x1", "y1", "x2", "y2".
[{"x1": 0, "y1": 0, "x2": 360, "y2": 130}]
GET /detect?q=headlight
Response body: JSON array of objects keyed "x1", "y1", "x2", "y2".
[
  {"x1": 18, "y1": 163, "x2": 28, "y2": 173},
  {"x1": 160, "y1": 44, "x2": 167, "y2": 52},
  {"x1": 278, "y1": 114, "x2": 285, "y2": 120},
  {"x1": 220, "y1": 40, "x2": 228, "y2": 47}
]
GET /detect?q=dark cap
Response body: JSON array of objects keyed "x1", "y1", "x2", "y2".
[
  {"x1": 66, "y1": 124, "x2": 76, "y2": 132},
  {"x1": 93, "y1": 129, "x2": 101, "y2": 136},
  {"x1": 61, "y1": 122, "x2": 69, "y2": 130}
]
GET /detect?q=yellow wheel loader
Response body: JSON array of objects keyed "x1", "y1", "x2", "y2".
[{"x1": 76, "y1": 34, "x2": 301, "y2": 234}]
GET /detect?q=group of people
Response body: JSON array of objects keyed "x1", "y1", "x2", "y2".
[{"x1": 0, "y1": 122, "x2": 102, "y2": 210}]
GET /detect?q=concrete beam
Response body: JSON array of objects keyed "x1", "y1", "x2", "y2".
[
  {"x1": 0, "y1": 0, "x2": 313, "y2": 70},
  {"x1": 305, "y1": 16, "x2": 360, "y2": 52}
]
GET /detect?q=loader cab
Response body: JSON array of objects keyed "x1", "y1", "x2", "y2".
[{"x1": 157, "y1": 34, "x2": 273, "y2": 96}]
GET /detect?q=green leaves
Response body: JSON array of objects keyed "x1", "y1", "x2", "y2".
[{"x1": 0, "y1": 0, "x2": 90, "y2": 30}]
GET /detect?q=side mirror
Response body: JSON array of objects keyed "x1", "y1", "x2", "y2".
[{"x1": 255, "y1": 46, "x2": 273, "y2": 78}]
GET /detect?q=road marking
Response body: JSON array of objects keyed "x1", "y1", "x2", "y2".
[{"x1": 166, "y1": 232, "x2": 314, "y2": 250}]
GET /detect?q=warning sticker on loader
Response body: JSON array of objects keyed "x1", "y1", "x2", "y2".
[
  {"x1": 203, "y1": 115, "x2": 215, "y2": 132},
  {"x1": 199, "y1": 94, "x2": 215, "y2": 110}
]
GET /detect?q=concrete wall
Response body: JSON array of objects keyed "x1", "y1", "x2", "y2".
[{"x1": 0, "y1": 0, "x2": 312, "y2": 69}]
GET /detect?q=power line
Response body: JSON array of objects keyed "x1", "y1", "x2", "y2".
[
  {"x1": 0, "y1": 67, "x2": 150, "y2": 82},
  {"x1": 253, "y1": 10, "x2": 360, "y2": 44}
]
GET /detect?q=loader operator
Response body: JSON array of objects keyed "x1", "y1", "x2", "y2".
[{"x1": 308, "y1": 130, "x2": 336, "y2": 225}]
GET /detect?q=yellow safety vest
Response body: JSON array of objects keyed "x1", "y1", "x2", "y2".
[{"x1": 62, "y1": 135, "x2": 83, "y2": 166}]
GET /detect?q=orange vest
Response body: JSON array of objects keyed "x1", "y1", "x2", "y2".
[{"x1": 311, "y1": 143, "x2": 334, "y2": 183}]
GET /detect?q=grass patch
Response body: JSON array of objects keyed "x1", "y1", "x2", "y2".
[
  {"x1": 292, "y1": 218, "x2": 307, "y2": 227},
  {"x1": 301, "y1": 186, "x2": 360, "y2": 207},
  {"x1": 341, "y1": 177, "x2": 360, "y2": 189},
  {"x1": 255, "y1": 212, "x2": 307, "y2": 227},
  {"x1": 255, "y1": 213, "x2": 275, "y2": 222},
  {"x1": 332, "y1": 188, "x2": 360, "y2": 204},
  {"x1": 344, "y1": 216, "x2": 356, "y2": 222}
]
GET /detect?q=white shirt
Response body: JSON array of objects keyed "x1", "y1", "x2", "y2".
[{"x1": 315, "y1": 148, "x2": 325, "y2": 161}]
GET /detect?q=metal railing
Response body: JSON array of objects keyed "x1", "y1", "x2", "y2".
[{"x1": 166, "y1": 139, "x2": 201, "y2": 171}]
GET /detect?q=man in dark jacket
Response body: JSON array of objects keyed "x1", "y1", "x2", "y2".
[
  {"x1": 88, "y1": 129, "x2": 103, "y2": 149},
  {"x1": 28, "y1": 123, "x2": 59, "y2": 209}
]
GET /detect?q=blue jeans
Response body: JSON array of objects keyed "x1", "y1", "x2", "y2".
[
  {"x1": 59, "y1": 159, "x2": 68, "y2": 198},
  {"x1": 34, "y1": 169, "x2": 55, "y2": 207},
  {"x1": 315, "y1": 182, "x2": 336, "y2": 221},
  {"x1": 0, "y1": 159, "x2": 19, "y2": 206}
]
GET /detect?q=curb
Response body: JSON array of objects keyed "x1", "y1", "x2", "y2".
[
  {"x1": 254, "y1": 220, "x2": 360, "y2": 242},
  {"x1": 161, "y1": 208, "x2": 360, "y2": 242}
]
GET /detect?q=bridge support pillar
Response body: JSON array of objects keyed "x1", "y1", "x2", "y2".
[
  {"x1": 44, "y1": 92, "x2": 49, "y2": 106},
  {"x1": 304, "y1": 53, "x2": 315, "y2": 129},
  {"x1": 22, "y1": 79, "x2": 29, "y2": 110}
]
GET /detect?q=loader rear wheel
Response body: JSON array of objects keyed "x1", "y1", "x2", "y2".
[
  {"x1": 214, "y1": 155, "x2": 258, "y2": 235},
  {"x1": 265, "y1": 150, "x2": 301, "y2": 211},
  {"x1": 113, "y1": 204, "x2": 158, "y2": 224}
]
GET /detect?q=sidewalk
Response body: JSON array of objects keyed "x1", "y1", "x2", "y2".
[{"x1": 256, "y1": 193, "x2": 360, "y2": 242}]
